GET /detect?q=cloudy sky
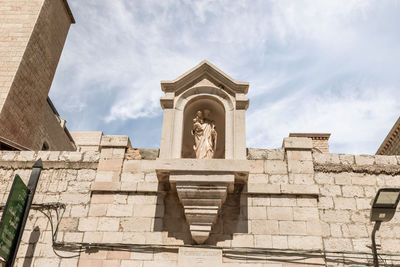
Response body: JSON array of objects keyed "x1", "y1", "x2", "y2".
[{"x1": 51, "y1": 0, "x2": 400, "y2": 154}]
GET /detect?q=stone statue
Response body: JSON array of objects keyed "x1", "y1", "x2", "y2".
[{"x1": 191, "y1": 109, "x2": 217, "y2": 159}]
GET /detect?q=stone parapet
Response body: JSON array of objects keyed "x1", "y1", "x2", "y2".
[
  {"x1": 0, "y1": 148, "x2": 400, "y2": 266},
  {"x1": 100, "y1": 135, "x2": 131, "y2": 149},
  {"x1": 282, "y1": 137, "x2": 313, "y2": 151},
  {"x1": 0, "y1": 150, "x2": 99, "y2": 169}
]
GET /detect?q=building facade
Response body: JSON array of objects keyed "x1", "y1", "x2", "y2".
[
  {"x1": 0, "y1": 0, "x2": 75, "y2": 151},
  {"x1": 1, "y1": 1, "x2": 400, "y2": 267}
]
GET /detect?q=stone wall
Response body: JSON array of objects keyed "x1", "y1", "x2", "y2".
[
  {"x1": 1, "y1": 144, "x2": 400, "y2": 266},
  {"x1": 0, "y1": 0, "x2": 75, "y2": 150}
]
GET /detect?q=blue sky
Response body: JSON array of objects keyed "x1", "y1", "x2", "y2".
[{"x1": 51, "y1": 0, "x2": 400, "y2": 154}]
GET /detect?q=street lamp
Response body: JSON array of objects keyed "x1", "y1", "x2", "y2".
[{"x1": 370, "y1": 188, "x2": 400, "y2": 267}]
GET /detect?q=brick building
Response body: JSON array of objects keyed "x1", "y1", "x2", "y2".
[{"x1": 1, "y1": 1, "x2": 400, "y2": 267}]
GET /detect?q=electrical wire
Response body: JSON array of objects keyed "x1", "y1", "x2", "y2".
[{"x1": 2, "y1": 203, "x2": 400, "y2": 265}]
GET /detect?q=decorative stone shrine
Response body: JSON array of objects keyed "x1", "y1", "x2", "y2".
[{"x1": 157, "y1": 61, "x2": 250, "y2": 243}]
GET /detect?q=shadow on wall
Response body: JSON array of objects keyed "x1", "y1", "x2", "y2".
[
  {"x1": 153, "y1": 184, "x2": 248, "y2": 245},
  {"x1": 23, "y1": 226, "x2": 40, "y2": 267}
]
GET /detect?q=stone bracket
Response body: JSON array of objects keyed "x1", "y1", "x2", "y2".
[
  {"x1": 170, "y1": 172, "x2": 234, "y2": 244},
  {"x1": 156, "y1": 160, "x2": 248, "y2": 244}
]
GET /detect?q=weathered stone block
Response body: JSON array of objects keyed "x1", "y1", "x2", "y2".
[
  {"x1": 287, "y1": 160, "x2": 314, "y2": 174},
  {"x1": 246, "y1": 183, "x2": 280, "y2": 194},
  {"x1": 375, "y1": 155, "x2": 398, "y2": 165},
  {"x1": 296, "y1": 196, "x2": 317, "y2": 207},
  {"x1": 324, "y1": 238, "x2": 353, "y2": 250},
  {"x1": 333, "y1": 197, "x2": 356, "y2": 210},
  {"x1": 231, "y1": 234, "x2": 254, "y2": 247},
  {"x1": 339, "y1": 154, "x2": 355, "y2": 165},
  {"x1": 288, "y1": 236, "x2": 322, "y2": 249},
  {"x1": 133, "y1": 204, "x2": 157, "y2": 217},
  {"x1": 280, "y1": 184, "x2": 319, "y2": 195},
  {"x1": 95, "y1": 171, "x2": 114, "y2": 182},
  {"x1": 89, "y1": 204, "x2": 107, "y2": 217},
  {"x1": 121, "y1": 172, "x2": 144, "y2": 182},
  {"x1": 91, "y1": 182, "x2": 120, "y2": 191},
  {"x1": 120, "y1": 218, "x2": 152, "y2": 232},
  {"x1": 342, "y1": 185, "x2": 364, "y2": 197},
  {"x1": 351, "y1": 174, "x2": 376, "y2": 186},
  {"x1": 313, "y1": 153, "x2": 340, "y2": 164},
  {"x1": 265, "y1": 160, "x2": 287, "y2": 175},
  {"x1": 291, "y1": 173, "x2": 315, "y2": 184},
  {"x1": 283, "y1": 137, "x2": 313, "y2": 150},
  {"x1": 320, "y1": 210, "x2": 350, "y2": 223},
  {"x1": 355, "y1": 155, "x2": 375, "y2": 165},
  {"x1": 91, "y1": 193, "x2": 115, "y2": 204},
  {"x1": 318, "y1": 197, "x2": 333, "y2": 209},
  {"x1": 269, "y1": 174, "x2": 289, "y2": 184},
  {"x1": 319, "y1": 185, "x2": 342, "y2": 197},
  {"x1": 293, "y1": 207, "x2": 319, "y2": 221},
  {"x1": 279, "y1": 221, "x2": 306, "y2": 235},
  {"x1": 63, "y1": 232, "x2": 83, "y2": 243},
  {"x1": 267, "y1": 207, "x2": 293, "y2": 220},
  {"x1": 248, "y1": 173, "x2": 268, "y2": 183},
  {"x1": 287, "y1": 150, "x2": 312, "y2": 161},
  {"x1": 270, "y1": 195, "x2": 297, "y2": 207},
  {"x1": 97, "y1": 217, "x2": 120, "y2": 231},
  {"x1": 272, "y1": 235, "x2": 288, "y2": 249},
  {"x1": 306, "y1": 221, "x2": 322, "y2": 235},
  {"x1": 78, "y1": 217, "x2": 98, "y2": 231},
  {"x1": 98, "y1": 158, "x2": 123, "y2": 171},
  {"x1": 254, "y1": 235, "x2": 273, "y2": 248},
  {"x1": 249, "y1": 160, "x2": 264, "y2": 173},
  {"x1": 333, "y1": 173, "x2": 352, "y2": 185},
  {"x1": 356, "y1": 198, "x2": 371, "y2": 210},
  {"x1": 106, "y1": 204, "x2": 133, "y2": 217}
]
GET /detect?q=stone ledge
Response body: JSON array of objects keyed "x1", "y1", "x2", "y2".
[
  {"x1": 314, "y1": 163, "x2": 400, "y2": 175},
  {"x1": 154, "y1": 159, "x2": 249, "y2": 184},
  {"x1": 100, "y1": 135, "x2": 131, "y2": 148},
  {"x1": 0, "y1": 151, "x2": 100, "y2": 162},
  {"x1": 0, "y1": 161, "x2": 98, "y2": 170},
  {"x1": 155, "y1": 158, "x2": 249, "y2": 172},
  {"x1": 247, "y1": 149, "x2": 284, "y2": 160},
  {"x1": 91, "y1": 181, "x2": 161, "y2": 193},
  {"x1": 246, "y1": 183, "x2": 319, "y2": 195},
  {"x1": 282, "y1": 137, "x2": 313, "y2": 151}
]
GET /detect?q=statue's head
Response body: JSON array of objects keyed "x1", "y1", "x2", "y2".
[
  {"x1": 196, "y1": 110, "x2": 203, "y2": 118},
  {"x1": 203, "y1": 109, "x2": 211, "y2": 118}
]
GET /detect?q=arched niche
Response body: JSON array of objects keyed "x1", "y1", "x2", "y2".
[
  {"x1": 181, "y1": 96, "x2": 225, "y2": 159},
  {"x1": 159, "y1": 61, "x2": 249, "y2": 160}
]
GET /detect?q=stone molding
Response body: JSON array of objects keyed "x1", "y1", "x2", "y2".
[{"x1": 314, "y1": 163, "x2": 400, "y2": 175}]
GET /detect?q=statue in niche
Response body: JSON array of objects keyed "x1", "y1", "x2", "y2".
[{"x1": 191, "y1": 109, "x2": 217, "y2": 159}]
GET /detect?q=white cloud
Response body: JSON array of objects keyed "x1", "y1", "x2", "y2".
[{"x1": 51, "y1": 0, "x2": 400, "y2": 153}]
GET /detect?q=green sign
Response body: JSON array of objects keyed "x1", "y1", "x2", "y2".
[{"x1": 0, "y1": 175, "x2": 29, "y2": 262}]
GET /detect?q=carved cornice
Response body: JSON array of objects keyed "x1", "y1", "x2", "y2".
[
  {"x1": 377, "y1": 117, "x2": 400, "y2": 155},
  {"x1": 160, "y1": 60, "x2": 249, "y2": 95},
  {"x1": 289, "y1": 133, "x2": 331, "y2": 140}
]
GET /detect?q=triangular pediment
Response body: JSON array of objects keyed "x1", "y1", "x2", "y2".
[{"x1": 160, "y1": 60, "x2": 249, "y2": 96}]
